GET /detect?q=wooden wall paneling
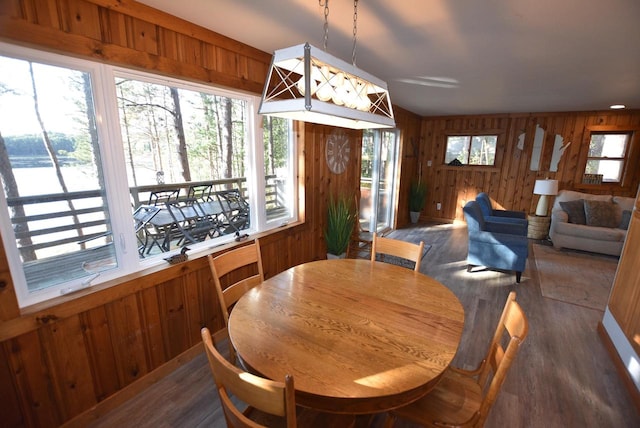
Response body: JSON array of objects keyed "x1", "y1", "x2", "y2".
[
  {"x1": 138, "y1": 286, "x2": 168, "y2": 370},
  {"x1": 61, "y1": 0, "x2": 102, "y2": 40},
  {"x1": 105, "y1": 294, "x2": 149, "y2": 388},
  {"x1": 0, "y1": 343, "x2": 24, "y2": 426},
  {"x1": 0, "y1": 244, "x2": 20, "y2": 321},
  {"x1": 32, "y1": 0, "x2": 60, "y2": 27},
  {"x1": 182, "y1": 268, "x2": 204, "y2": 346},
  {"x1": 8, "y1": 330, "x2": 62, "y2": 427},
  {"x1": 80, "y1": 306, "x2": 121, "y2": 401},
  {"x1": 609, "y1": 204, "x2": 640, "y2": 356},
  {"x1": 157, "y1": 280, "x2": 190, "y2": 361},
  {"x1": 39, "y1": 315, "x2": 97, "y2": 419},
  {"x1": 0, "y1": 0, "x2": 22, "y2": 18},
  {"x1": 100, "y1": 7, "x2": 128, "y2": 46}
]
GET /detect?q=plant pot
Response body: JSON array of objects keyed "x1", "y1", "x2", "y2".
[
  {"x1": 327, "y1": 252, "x2": 347, "y2": 259},
  {"x1": 410, "y1": 211, "x2": 420, "y2": 224}
]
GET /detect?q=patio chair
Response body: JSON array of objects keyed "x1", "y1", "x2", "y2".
[
  {"x1": 132, "y1": 205, "x2": 161, "y2": 256},
  {"x1": 148, "y1": 188, "x2": 180, "y2": 206},
  {"x1": 215, "y1": 188, "x2": 250, "y2": 235},
  {"x1": 165, "y1": 199, "x2": 217, "y2": 247},
  {"x1": 187, "y1": 183, "x2": 214, "y2": 202}
]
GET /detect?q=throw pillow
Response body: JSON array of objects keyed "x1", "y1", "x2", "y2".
[
  {"x1": 619, "y1": 209, "x2": 631, "y2": 230},
  {"x1": 583, "y1": 200, "x2": 618, "y2": 228},
  {"x1": 560, "y1": 199, "x2": 586, "y2": 225}
]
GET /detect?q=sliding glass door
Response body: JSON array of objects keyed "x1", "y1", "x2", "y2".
[{"x1": 359, "y1": 129, "x2": 399, "y2": 233}]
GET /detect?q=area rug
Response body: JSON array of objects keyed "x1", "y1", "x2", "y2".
[{"x1": 533, "y1": 244, "x2": 618, "y2": 311}]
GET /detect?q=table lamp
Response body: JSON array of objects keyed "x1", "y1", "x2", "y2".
[{"x1": 533, "y1": 179, "x2": 559, "y2": 216}]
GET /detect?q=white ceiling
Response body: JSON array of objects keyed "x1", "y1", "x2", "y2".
[{"x1": 139, "y1": 0, "x2": 640, "y2": 117}]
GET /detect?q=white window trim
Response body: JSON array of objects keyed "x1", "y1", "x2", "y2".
[{"x1": 0, "y1": 42, "x2": 298, "y2": 308}]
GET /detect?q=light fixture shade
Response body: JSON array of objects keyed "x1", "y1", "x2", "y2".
[
  {"x1": 533, "y1": 179, "x2": 559, "y2": 196},
  {"x1": 258, "y1": 43, "x2": 395, "y2": 129}
]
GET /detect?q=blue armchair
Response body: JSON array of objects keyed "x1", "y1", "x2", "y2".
[
  {"x1": 475, "y1": 192, "x2": 528, "y2": 236},
  {"x1": 463, "y1": 200, "x2": 529, "y2": 283}
]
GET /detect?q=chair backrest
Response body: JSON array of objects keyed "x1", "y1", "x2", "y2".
[
  {"x1": 201, "y1": 327, "x2": 297, "y2": 428},
  {"x1": 208, "y1": 239, "x2": 264, "y2": 327},
  {"x1": 370, "y1": 233, "x2": 425, "y2": 272},
  {"x1": 475, "y1": 291, "x2": 529, "y2": 426},
  {"x1": 132, "y1": 205, "x2": 160, "y2": 232},
  {"x1": 463, "y1": 200, "x2": 486, "y2": 232},
  {"x1": 148, "y1": 188, "x2": 180, "y2": 206},
  {"x1": 475, "y1": 193, "x2": 493, "y2": 217},
  {"x1": 188, "y1": 183, "x2": 213, "y2": 201}
]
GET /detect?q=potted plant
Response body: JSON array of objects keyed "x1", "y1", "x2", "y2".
[
  {"x1": 324, "y1": 195, "x2": 356, "y2": 258},
  {"x1": 409, "y1": 180, "x2": 427, "y2": 223}
]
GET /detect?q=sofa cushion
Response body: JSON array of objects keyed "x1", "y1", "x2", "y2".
[
  {"x1": 619, "y1": 210, "x2": 632, "y2": 230},
  {"x1": 555, "y1": 221, "x2": 626, "y2": 242},
  {"x1": 584, "y1": 200, "x2": 619, "y2": 228},
  {"x1": 560, "y1": 199, "x2": 586, "y2": 224}
]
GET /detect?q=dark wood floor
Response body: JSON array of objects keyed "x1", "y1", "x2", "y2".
[{"x1": 87, "y1": 223, "x2": 640, "y2": 428}]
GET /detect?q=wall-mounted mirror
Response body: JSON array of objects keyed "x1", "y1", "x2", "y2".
[{"x1": 529, "y1": 124, "x2": 545, "y2": 171}]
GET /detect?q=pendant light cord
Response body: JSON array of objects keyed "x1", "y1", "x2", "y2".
[
  {"x1": 320, "y1": 0, "x2": 329, "y2": 51},
  {"x1": 352, "y1": 0, "x2": 358, "y2": 65}
]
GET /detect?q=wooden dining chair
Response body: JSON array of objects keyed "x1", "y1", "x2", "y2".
[
  {"x1": 385, "y1": 291, "x2": 529, "y2": 428},
  {"x1": 207, "y1": 239, "x2": 264, "y2": 362},
  {"x1": 201, "y1": 327, "x2": 356, "y2": 428},
  {"x1": 201, "y1": 326, "x2": 297, "y2": 428},
  {"x1": 371, "y1": 232, "x2": 425, "y2": 272}
]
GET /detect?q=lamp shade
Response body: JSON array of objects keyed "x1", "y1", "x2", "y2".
[
  {"x1": 533, "y1": 179, "x2": 559, "y2": 196},
  {"x1": 258, "y1": 43, "x2": 395, "y2": 129}
]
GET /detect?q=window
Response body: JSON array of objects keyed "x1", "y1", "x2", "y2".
[
  {"x1": 445, "y1": 135, "x2": 497, "y2": 165},
  {"x1": 359, "y1": 129, "x2": 399, "y2": 234},
  {"x1": 585, "y1": 132, "x2": 630, "y2": 183},
  {"x1": 0, "y1": 43, "x2": 297, "y2": 307}
]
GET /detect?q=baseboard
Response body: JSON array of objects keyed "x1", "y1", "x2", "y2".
[
  {"x1": 597, "y1": 321, "x2": 640, "y2": 413},
  {"x1": 61, "y1": 342, "x2": 204, "y2": 427}
]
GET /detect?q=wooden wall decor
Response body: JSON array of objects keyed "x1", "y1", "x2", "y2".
[{"x1": 0, "y1": 1, "x2": 639, "y2": 426}]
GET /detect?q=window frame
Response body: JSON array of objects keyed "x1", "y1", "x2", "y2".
[
  {"x1": 581, "y1": 125, "x2": 640, "y2": 190},
  {"x1": 444, "y1": 133, "x2": 499, "y2": 167},
  {"x1": 583, "y1": 130, "x2": 631, "y2": 184},
  {"x1": 0, "y1": 42, "x2": 299, "y2": 308}
]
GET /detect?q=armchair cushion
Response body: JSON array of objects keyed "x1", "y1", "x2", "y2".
[{"x1": 476, "y1": 193, "x2": 527, "y2": 219}]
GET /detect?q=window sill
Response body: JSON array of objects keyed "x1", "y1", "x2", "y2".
[{"x1": 18, "y1": 219, "x2": 304, "y2": 318}]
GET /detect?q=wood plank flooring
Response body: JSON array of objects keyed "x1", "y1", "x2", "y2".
[{"x1": 86, "y1": 223, "x2": 640, "y2": 428}]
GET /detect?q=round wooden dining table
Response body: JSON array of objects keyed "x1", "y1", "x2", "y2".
[{"x1": 228, "y1": 258, "x2": 465, "y2": 414}]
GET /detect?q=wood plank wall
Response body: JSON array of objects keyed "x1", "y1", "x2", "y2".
[
  {"x1": 418, "y1": 112, "x2": 640, "y2": 222},
  {"x1": 0, "y1": 1, "x2": 638, "y2": 426},
  {"x1": 0, "y1": 1, "x2": 422, "y2": 425}
]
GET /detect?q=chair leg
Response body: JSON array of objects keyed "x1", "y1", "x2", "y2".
[{"x1": 516, "y1": 271, "x2": 522, "y2": 283}]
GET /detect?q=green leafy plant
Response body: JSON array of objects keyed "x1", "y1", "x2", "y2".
[
  {"x1": 409, "y1": 180, "x2": 427, "y2": 212},
  {"x1": 324, "y1": 195, "x2": 356, "y2": 256}
]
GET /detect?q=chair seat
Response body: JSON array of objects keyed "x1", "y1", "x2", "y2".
[{"x1": 391, "y1": 367, "x2": 482, "y2": 426}]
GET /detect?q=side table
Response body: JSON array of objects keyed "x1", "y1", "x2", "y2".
[{"x1": 527, "y1": 214, "x2": 551, "y2": 239}]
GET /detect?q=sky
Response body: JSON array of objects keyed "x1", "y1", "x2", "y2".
[{"x1": 0, "y1": 55, "x2": 83, "y2": 137}]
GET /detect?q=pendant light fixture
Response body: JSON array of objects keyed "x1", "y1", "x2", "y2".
[{"x1": 258, "y1": 0, "x2": 395, "y2": 129}]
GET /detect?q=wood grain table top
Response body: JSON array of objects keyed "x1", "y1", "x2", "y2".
[{"x1": 228, "y1": 258, "x2": 465, "y2": 414}]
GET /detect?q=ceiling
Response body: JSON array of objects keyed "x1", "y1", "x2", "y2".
[{"x1": 139, "y1": 0, "x2": 640, "y2": 117}]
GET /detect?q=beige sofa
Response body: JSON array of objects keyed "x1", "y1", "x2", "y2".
[{"x1": 549, "y1": 190, "x2": 634, "y2": 256}]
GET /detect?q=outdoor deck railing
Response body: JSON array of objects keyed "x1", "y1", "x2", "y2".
[{"x1": 6, "y1": 176, "x2": 286, "y2": 263}]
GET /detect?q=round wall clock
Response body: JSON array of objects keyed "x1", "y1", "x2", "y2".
[{"x1": 325, "y1": 129, "x2": 350, "y2": 174}]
